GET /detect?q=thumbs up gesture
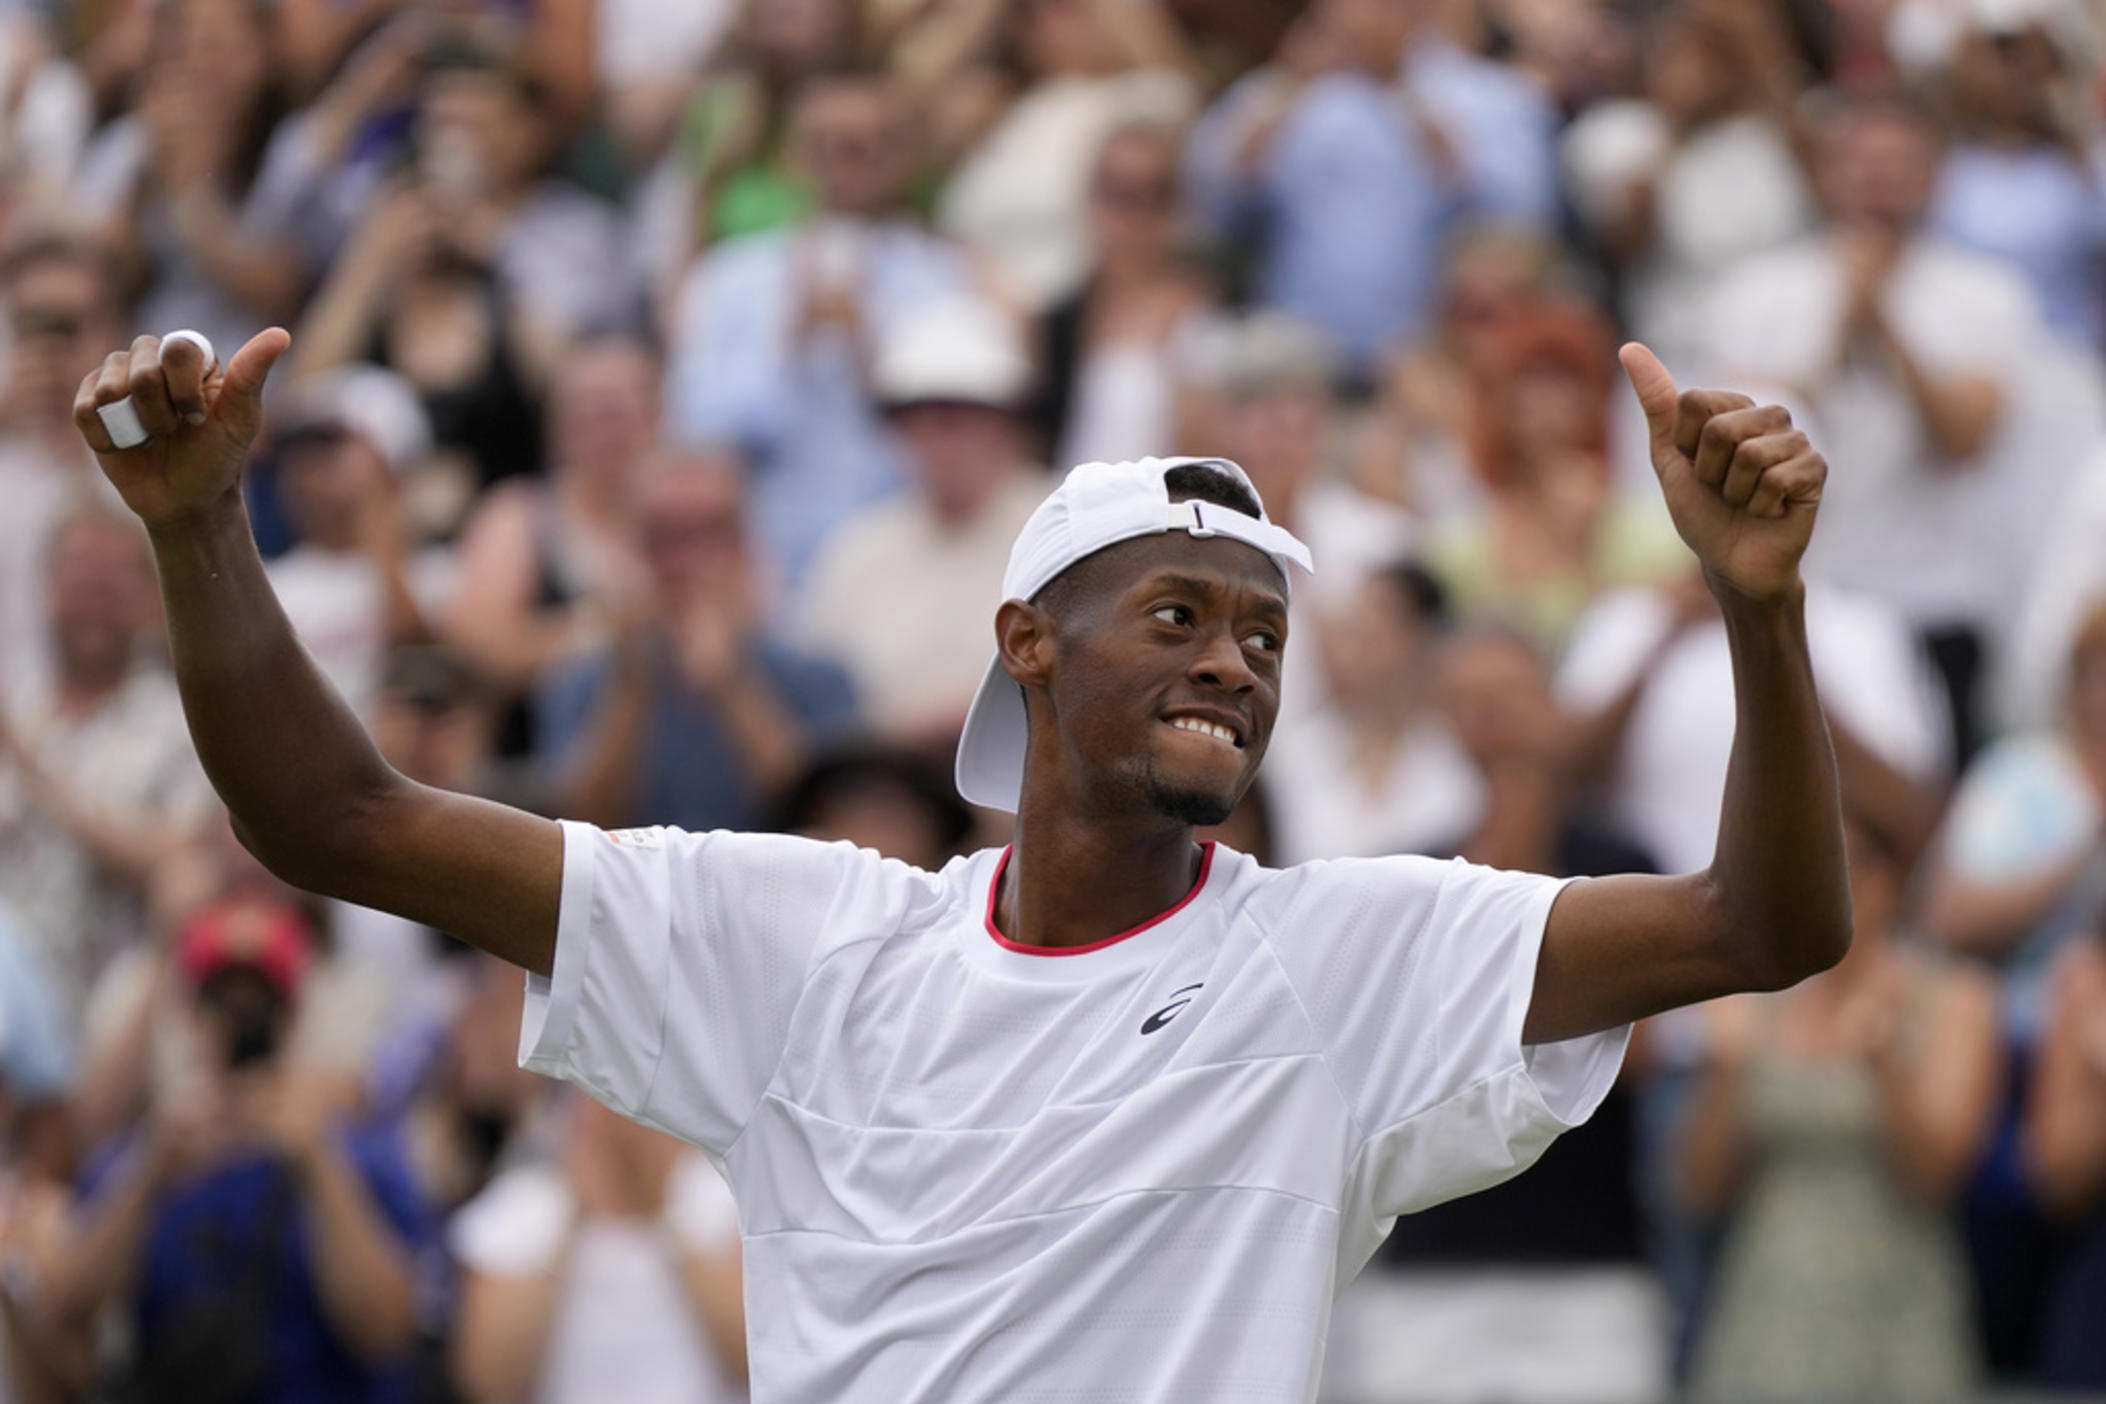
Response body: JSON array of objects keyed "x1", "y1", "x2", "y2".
[
  {"x1": 1620, "y1": 342, "x2": 1826, "y2": 604},
  {"x1": 73, "y1": 328, "x2": 292, "y2": 530}
]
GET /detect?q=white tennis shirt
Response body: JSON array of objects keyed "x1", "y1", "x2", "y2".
[{"x1": 520, "y1": 822, "x2": 1629, "y2": 1402}]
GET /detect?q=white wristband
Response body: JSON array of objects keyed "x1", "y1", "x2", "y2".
[{"x1": 95, "y1": 330, "x2": 218, "y2": 449}]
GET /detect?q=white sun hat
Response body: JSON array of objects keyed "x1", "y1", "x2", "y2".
[{"x1": 953, "y1": 455, "x2": 1314, "y2": 812}]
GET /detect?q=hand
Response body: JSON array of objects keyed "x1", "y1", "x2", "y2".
[
  {"x1": 671, "y1": 599, "x2": 748, "y2": 697},
  {"x1": 74, "y1": 328, "x2": 291, "y2": 530},
  {"x1": 146, "y1": 1083, "x2": 228, "y2": 1185},
  {"x1": 1837, "y1": 224, "x2": 1901, "y2": 333},
  {"x1": 1620, "y1": 342, "x2": 1824, "y2": 604}
]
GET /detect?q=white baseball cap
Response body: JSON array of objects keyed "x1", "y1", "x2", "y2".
[
  {"x1": 953, "y1": 456, "x2": 1314, "y2": 812},
  {"x1": 872, "y1": 296, "x2": 1033, "y2": 411}
]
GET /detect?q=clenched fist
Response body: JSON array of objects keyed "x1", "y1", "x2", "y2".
[
  {"x1": 73, "y1": 328, "x2": 291, "y2": 531},
  {"x1": 1620, "y1": 342, "x2": 1825, "y2": 604}
]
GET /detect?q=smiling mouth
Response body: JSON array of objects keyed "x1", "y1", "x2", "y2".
[{"x1": 1164, "y1": 715, "x2": 1243, "y2": 748}]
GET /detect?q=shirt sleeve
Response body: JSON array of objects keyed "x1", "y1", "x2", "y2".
[
  {"x1": 1257, "y1": 855, "x2": 1629, "y2": 1224},
  {"x1": 520, "y1": 822, "x2": 912, "y2": 1154}
]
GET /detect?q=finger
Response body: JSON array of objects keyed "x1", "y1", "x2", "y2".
[
  {"x1": 1720, "y1": 428, "x2": 1810, "y2": 508},
  {"x1": 1693, "y1": 403, "x2": 1791, "y2": 491},
  {"x1": 125, "y1": 334, "x2": 181, "y2": 438},
  {"x1": 160, "y1": 334, "x2": 211, "y2": 425},
  {"x1": 74, "y1": 363, "x2": 122, "y2": 454},
  {"x1": 1618, "y1": 342, "x2": 1678, "y2": 461},
  {"x1": 212, "y1": 327, "x2": 293, "y2": 437},
  {"x1": 1745, "y1": 452, "x2": 1827, "y2": 520}
]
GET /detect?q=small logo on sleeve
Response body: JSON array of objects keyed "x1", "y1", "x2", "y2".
[{"x1": 1139, "y1": 983, "x2": 1204, "y2": 1035}]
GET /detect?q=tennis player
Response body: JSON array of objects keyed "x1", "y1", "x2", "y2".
[{"x1": 78, "y1": 328, "x2": 1845, "y2": 1401}]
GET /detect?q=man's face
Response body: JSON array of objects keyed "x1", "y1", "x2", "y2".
[
  {"x1": 1030, "y1": 532, "x2": 1288, "y2": 827},
  {"x1": 420, "y1": 68, "x2": 542, "y2": 195},
  {"x1": 6, "y1": 258, "x2": 121, "y2": 426},
  {"x1": 793, "y1": 81, "x2": 911, "y2": 215},
  {"x1": 48, "y1": 519, "x2": 151, "y2": 680},
  {"x1": 1816, "y1": 111, "x2": 1938, "y2": 228},
  {"x1": 893, "y1": 401, "x2": 1022, "y2": 515},
  {"x1": 280, "y1": 432, "x2": 384, "y2": 551},
  {"x1": 638, "y1": 458, "x2": 749, "y2": 609}
]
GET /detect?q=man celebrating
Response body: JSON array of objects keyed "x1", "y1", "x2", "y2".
[{"x1": 75, "y1": 327, "x2": 1844, "y2": 1401}]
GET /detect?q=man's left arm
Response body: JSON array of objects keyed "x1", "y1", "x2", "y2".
[{"x1": 1523, "y1": 345, "x2": 1851, "y2": 1045}]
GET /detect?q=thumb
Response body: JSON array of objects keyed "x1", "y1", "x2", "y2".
[
  {"x1": 217, "y1": 327, "x2": 292, "y2": 422},
  {"x1": 1618, "y1": 341, "x2": 1678, "y2": 461}
]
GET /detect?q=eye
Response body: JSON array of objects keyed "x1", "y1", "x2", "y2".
[
  {"x1": 1247, "y1": 630, "x2": 1281, "y2": 654},
  {"x1": 1152, "y1": 604, "x2": 1192, "y2": 627}
]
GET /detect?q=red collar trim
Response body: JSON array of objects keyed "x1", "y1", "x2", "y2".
[{"x1": 983, "y1": 842, "x2": 1216, "y2": 956}]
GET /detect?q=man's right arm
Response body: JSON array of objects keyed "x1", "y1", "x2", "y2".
[{"x1": 76, "y1": 330, "x2": 561, "y2": 976}]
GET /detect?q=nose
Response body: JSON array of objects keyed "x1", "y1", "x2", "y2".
[{"x1": 1189, "y1": 627, "x2": 1257, "y2": 695}]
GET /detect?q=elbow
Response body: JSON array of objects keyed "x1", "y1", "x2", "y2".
[
  {"x1": 227, "y1": 775, "x2": 405, "y2": 900},
  {"x1": 1712, "y1": 883, "x2": 1852, "y2": 993},
  {"x1": 341, "y1": 1294, "x2": 418, "y2": 1366}
]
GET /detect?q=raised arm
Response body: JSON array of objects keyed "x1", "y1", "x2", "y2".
[
  {"x1": 1524, "y1": 344, "x2": 1850, "y2": 1044},
  {"x1": 73, "y1": 331, "x2": 562, "y2": 975}
]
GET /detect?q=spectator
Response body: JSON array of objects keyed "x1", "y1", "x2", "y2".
[
  {"x1": 1922, "y1": 596, "x2": 2106, "y2": 1026},
  {"x1": 931, "y1": 0, "x2": 1197, "y2": 309},
  {"x1": 1326, "y1": 623, "x2": 1665, "y2": 1404},
  {"x1": 1179, "y1": 312, "x2": 1416, "y2": 716},
  {"x1": 0, "y1": 907, "x2": 80, "y2": 1402},
  {"x1": 1562, "y1": 0, "x2": 1817, "y2": 367},
  {"x1": 1677, "y1": 818, "x2": 2000, "y2": 1402},
  {"x1": 1185, "y1": 0, "x2": 1559, "y2": 373},
  {"x1": 1557, "y1": 575, "x2": 1948, "y2": 878},
  {"x1": 263, "y1": 367, "x2": 436, "y2": 717},
  {"x1": 0, "y1": 504, "x2": 213, "y2": 1025},
  {"x1": 2024, "y1": 921, "x2": 2106, "y2": 1389},
  {"x1": 446, "y1": 335, "x2": 659, "y2": 750},
  {"x1": 0, "y1": 228, "x2": 127, "y2": 697},
  {"x1": 71, "y1": 0, "x2": 309, "y2": 355},
  {"x1": 1926, "y1": 0, "x2": 2106, "y2": 347},
  {"x1": 0, "y1": 7, "x2": 93, "y2": 206},
  {"x1": 771, "y1": 743, "x2": 977, "y2": 869},
  {"x1": 50, "y1": 892, "x2": 433, "y2": 1404},
  {"x1": 1265, "y1": 562, "x2": 1482, "y2": 864},
  {"x1": 450, "y1": 1093, "x2": 745, "y2": 1404},
  {"x1": 1035, "y1": 119, "x2": 1216, "y2": 470},
  {"x1": 1697, "y1": 87, "x2": 2047, "y2": 759},
  {"x1": 799, "y1": 296, "x2": 1047, "y2": 741},
  {"x1": 539, "y1": 449, "x2": 857, "y2": 833},
  {"x1": 1421, "y1": 301, "x2": 1687, "y2": 652},
  {"x1": 664, "y1": 68, "x2": 974, "y2": 592}
]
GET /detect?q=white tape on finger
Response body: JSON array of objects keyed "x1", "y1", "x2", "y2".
[
  {"x1": 97, "y1": 396, "x2": 147, "y2": 449},
  {"x1": 96, "y1": 330, "x2": 219, "y2": 450}
]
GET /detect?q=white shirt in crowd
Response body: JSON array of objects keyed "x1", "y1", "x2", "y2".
[
  {"x1": 451, "y1": 1151, "x2": 744, "y2": 1404},
  {"x1": 1556, "y1": 584, "x2": 1948, "y2": 876},
  {"x1": 1698, "y1": 234, "x2": 2043, "y2": 630},
  {"x1": 520, "y1": 823, "x2": 1626, "y2": 1402},
  {"x1": 1563, "y1": 103, "x2": 1815, "y2": 369},
  {"x1": 796, "y1": 471, "x2": 1049, "y2": 737},
  {"x1": 1264, "y1": 716, "x2": 1485, "y2": 866}
]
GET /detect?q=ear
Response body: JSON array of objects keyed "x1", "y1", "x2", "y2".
[{"x1": 995, "y1": 599, "x2": 1056, "y2": 689}]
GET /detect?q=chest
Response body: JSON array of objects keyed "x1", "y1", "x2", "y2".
[{"x1": 729, "y1": 933, "x2": 1352, "y2": 1242}]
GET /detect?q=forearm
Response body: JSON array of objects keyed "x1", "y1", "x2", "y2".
[
  {"x1": 146, "y1": 495, "x2": 403, "y2": 885},
  {"x1": 716, "y1": 668, "x2": 808, "y2": 800},
  {"x1": 454, "y1": 1264, "x2": 569, "y2": 1401},
  {"x1": 1707, "y1": 584, "x2": 1850, "y2": 985},
  {"x1": 1925, "y1": 857, "x2": 2089, "y2": 954},
  {"x1": 670, "y1": 1244, "x2": 748, "y2": 1382},
  {"x1": 1675, "y1": 1061, "x2": 1747, "y2": 1213},
  {"x1": 290, "y1": 257, "x2": 388, "y2": 379},
  {"x1": 291, "y1": 1141, "x2": 416, "y2": 1361},
  {"x1": 1868, "y1": 315, "x2": 2001, "y2": 462},
  {"x1": 170, "y1": 194, "x2": 308, "y2": 323},
  {"x1": 1827, "y1": 714, "x2": 1945, "y2": 874},
  {"x1": 1869, "y1": 1048, "x2": 1980, "y2": 1203},
  {"x1": 47, "y1": 1151, "x2": 158, "y2": 1325},
  {"x1": 10, "y1": 769, "x2": 188, "y2": 887}
]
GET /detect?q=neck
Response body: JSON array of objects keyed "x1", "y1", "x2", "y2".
[{"x1": 1001, "y1": 794, "x2": 1205, "y2": 949}]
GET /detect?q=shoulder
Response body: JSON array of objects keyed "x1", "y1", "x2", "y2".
[{"x1": 1239, "y1": 851, "x2": 1482, "y2": 938}]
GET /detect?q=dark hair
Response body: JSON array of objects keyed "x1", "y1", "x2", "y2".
[
  {"x1": 767, "y1": 743, "x2": 975, "y2": 858},
  {"x1": 1162, "y1": 460, "x2": 1263, "y2": 519}
]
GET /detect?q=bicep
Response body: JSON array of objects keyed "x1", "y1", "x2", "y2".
[
  {"x1": 1526, "y1": 872, "x2": 1745, "y2": 1045},
  {"x1": 332, "y1": 782, "x2": 563, "y2": 977}
]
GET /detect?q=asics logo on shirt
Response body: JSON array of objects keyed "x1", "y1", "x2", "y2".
[{"x1": 1139, "y1": 984, "x2": 1204, "y2": 1035}]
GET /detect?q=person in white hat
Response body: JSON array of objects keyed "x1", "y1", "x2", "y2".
[
  {"x1": 797, "y1": 296, "x2": 1051, "y2": 741},
  {"x1": 77, "y1": 326, "x2": 1847, "y2": 1403}
]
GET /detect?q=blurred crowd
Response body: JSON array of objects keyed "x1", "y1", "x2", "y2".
[{"x1": 0, "y1": 0, "x2": 2100, "y2": 1400}]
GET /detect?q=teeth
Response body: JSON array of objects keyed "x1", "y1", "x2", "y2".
[{"x1": 1170, "y1": 717, "x2": 1236, "y2": 744}]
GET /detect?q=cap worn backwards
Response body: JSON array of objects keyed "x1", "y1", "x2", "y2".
[{"x1": 953, "y1": 455, "x2": 1314, "y2": 814}]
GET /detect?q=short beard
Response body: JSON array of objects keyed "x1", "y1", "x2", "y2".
[{"x1": 1142, "y1": 772, "x2": 1236, "y2": 828}]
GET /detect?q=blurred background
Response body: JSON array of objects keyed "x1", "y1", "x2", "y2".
[{"x1": 0, "y1": 0, "x2": 2100, "y2": 1399}]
